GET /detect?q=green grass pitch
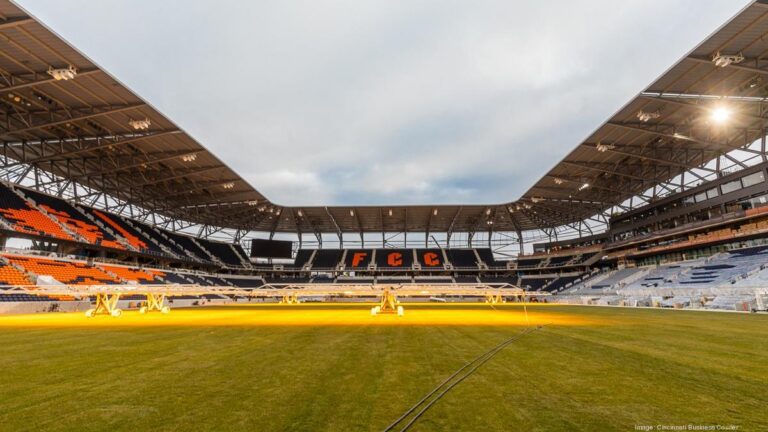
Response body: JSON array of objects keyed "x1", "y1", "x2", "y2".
[{"x1": 0, "y1": 304, "x2": 766, "y2": 431}]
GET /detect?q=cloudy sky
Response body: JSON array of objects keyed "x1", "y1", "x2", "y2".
[{"x1": 17, "y1": 0, "x2": 749, "y2": 206}]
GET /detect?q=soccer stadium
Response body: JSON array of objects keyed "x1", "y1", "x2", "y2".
[{"x1": 0, "y1": 0, "x2": 767, "y2": 430}]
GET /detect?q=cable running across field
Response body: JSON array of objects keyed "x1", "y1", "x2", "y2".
[{"x1": 382, "y1": 323, "x2": 549, "y2": 432}]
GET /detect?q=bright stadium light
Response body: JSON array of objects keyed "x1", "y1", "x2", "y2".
[
  {"x1": 181, "y1": 153, "x2": 198, "y2": 162},
  {"x1": 433, "y1": 209, "x2": 438, "y2": 216},
  {"x1": 349, "y1": 209, "x2": 355, "y2": 217},
  {"x1": 128, "y1": 118, "x2": 151, "y2": 130},
  {"x1": 553, "y1": 177, "x2": 564, "y2": 185},
  {"x1": 579, "y1": 183, "x2": 590, "y2": 191},
  {"x1": 388, "y1": 209, "x2": 393, "y2": 217},
  {"x1": 712, "y1": 51, "x2": 744, "y2": 68},
  {"x1": 47, "y1": 65, "x2": 77, "y2": 81},
  {"x1": 710, "y1": 105, "x2": 731, "y2": 124},
  {"x1": 595, "y1": 142, "x2": 615, "y2": 152},
  {"x1": 297, "y1": 210, "x2": 303, "y2": 217},
  {"x1": 222, "y1": 182, "x2": 235, "y2": 189},
  {"x1": 636, "y1": 110, "x2": 660, "y2": 122}
]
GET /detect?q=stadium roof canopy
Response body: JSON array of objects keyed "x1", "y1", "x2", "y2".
[{"x1": 3, "y1": 0, "x2": 768, "y2": 238}]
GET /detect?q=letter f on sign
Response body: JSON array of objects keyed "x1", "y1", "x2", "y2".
[{"x1": 352, "y1": 252, "x2": 367, "y2": 267}]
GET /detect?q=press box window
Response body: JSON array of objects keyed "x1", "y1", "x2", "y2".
[
  {"x1": 721, "y1": 179, "x2": 742, "y2": 194},
  {"x1": 741, "y1": 171, "x2": 765, "y2": 188}
]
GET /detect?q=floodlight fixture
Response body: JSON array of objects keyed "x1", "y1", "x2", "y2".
[
  {"x1": 47, "y1": 65, "x2": 78, "y2": 81},
  {"x1": 712, "y1": 51, "x2": 744, "y2": 68},
  {"x1": 129, "y1": 118, "x2": 151, "y2": 130}
]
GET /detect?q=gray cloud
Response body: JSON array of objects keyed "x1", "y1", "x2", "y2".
[{"x1": 18, "y1": 0, "x2": 749, "y2": 205}]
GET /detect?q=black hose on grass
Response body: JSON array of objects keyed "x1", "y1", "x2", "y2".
[{"x1": 382, "y1": 324, "x2": 548, "y2": 432}]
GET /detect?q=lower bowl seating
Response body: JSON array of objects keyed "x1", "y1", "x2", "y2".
[{"x1": 4, "y1": 255, "x2": 120, "y2": 285}]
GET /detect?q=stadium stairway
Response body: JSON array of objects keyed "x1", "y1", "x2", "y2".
[
  {"x1": 0, "y1": 255, "x2": 33, "y2": 285},
  {"x1": 146, "y1": 227, "x2": 200, "y2": 261},
  {"x1": 19, "y1": 187, "x2": 128, "y2": 251},
  {"x1": 14, "y1": 188, "x2": 89, "y2": 245},
  {"x1": 229, "y1": 243, "x2": 252, "y2": 268},
  {"x1": 120, "y1": 217, "x2": 180, "y2": 258},
  {"x1": 194, "y1": 237, "x2": 249, "y2": 268},
  {"x1": 75, "y1": 203, "x2": 136, "y2": 252},
  {"x1": 175, "y1": 232, "x2": 221, "y2": 265},
  {"x1": 1, "y1": 184, "x2": 76, "y2": 242},
  {"x1": 87, "y1": 209, "x2": 160, "y2": 254}
]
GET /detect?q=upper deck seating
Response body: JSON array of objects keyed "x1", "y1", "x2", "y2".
[
  {"x1": 22, "y1": 188, "x2": 125, "y2": 250},
  {"x1": 197, "y1": 238, "x2": 246, "y2": 267},
  {"x1": 6, "y1": 255, "x2": 119, "y2": 285},
  {"x1": 573, "y1": 252, "x2": 598, "y2": 264},
  {"x1": 546, "y1": 255, "x2": 572, "y2": 267},
  {"x1": 290, "y1": 249, "x2": 315, "y2": 268},
  {"x1": 515, "y1": 256, "x2": 542, "y2": 268},
  {"x1": 233, "y1": 244, "x2": 250, "y2": 263},
  {"x1": 476, "y1": 248, "x2": 506, "y2": 268},
  {"x1": 445, "y1": 249, "x2": 478, "y2": 268},
  {"x1": 376, "y1": 249, "x2": 413, "y2": 269},
  {"x1": 87, "y1": 209, "x2": 161, "y2": 254},
  {"x1": 161, "y1": 230, "x2": 211, "y2": 262},
  {"x1": 313, "y1": 249, "x2": 343, "y2": 269},
  {"x1": 129, "y1": 221, "x2": 186, "y2": 257},
  {"x1": 0, "y1": 183, "x2": 73, "y2": 241}
]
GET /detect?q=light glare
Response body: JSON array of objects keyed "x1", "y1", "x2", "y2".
[{"x1": 710, "y1": 106, "x2": 731, "y2": 124}]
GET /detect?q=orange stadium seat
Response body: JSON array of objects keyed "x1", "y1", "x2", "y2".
[
  {"x1": 99, "y1": 264, "x2": 160, "y2": 285},
  {"x1": 39, "y1": 204, "x2": 125, "y2": 250},
  {"x1": 90, "y1": 209, "x2": 150, "y2": 252},
  {"x1": 0, "y1": 208, "x2": 74, "y2": 241},
  {"x1": 5, "y1": 255, "x2": 120, "y2": 285},
  {"x1": 0, "y1": 262, "x2": 32, "y2": 286}
]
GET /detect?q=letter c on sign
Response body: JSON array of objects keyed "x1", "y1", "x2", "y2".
[
  {"x1": 424, "y1": 252, "x2": 440, "y2": 266},
  {"x1": 387, "y1": 252, "x2": 403, "y2": 267},
  {"x1": 352, "y1": 252, "x2": 367, "y2": 267}
]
